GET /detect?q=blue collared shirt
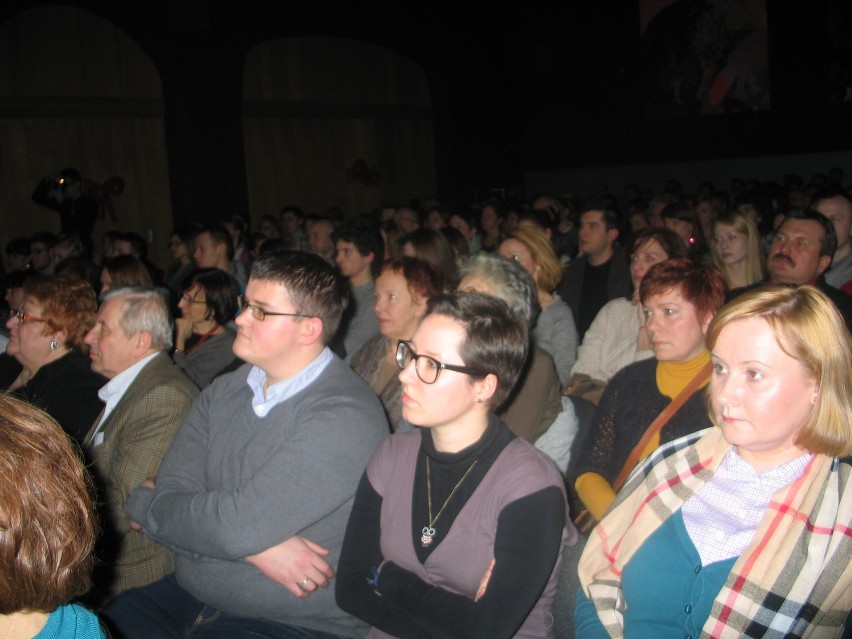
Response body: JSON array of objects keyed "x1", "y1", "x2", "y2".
[{"x1": 246, "y1": 347, "x2": 334, "y2": 417}]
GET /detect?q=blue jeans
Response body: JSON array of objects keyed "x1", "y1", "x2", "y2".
[{"x1": 102, "y1": 574, "x2": 347, "y2": 639}]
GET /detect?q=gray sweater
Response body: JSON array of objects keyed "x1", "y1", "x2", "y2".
[{"x1": 126, "y1": 357, "x2": 389, "y2": 637}]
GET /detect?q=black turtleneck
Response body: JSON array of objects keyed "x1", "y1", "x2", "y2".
[{"x1": 336, "y1": 417, "x2": 566, "y2": 639}]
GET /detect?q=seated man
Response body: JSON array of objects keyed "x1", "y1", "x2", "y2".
[
  {"x1": 84, "y1": 288, "x2": 198, "y2": 599},
  {"x1": 104, "y1": 252, "x2": 389, "y2": 639}
]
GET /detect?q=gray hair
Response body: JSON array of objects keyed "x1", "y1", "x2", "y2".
[
  {"x1": 101, "y1": 287, "x2": 173, "y2": 351},
  {"x1": 457, "y1": 253, "x2": 540, "y2": 326}
]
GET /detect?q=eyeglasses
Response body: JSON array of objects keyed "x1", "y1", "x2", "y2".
[
  {"x1": 181, "y1": 294, "x2": 207, "y2": 305},
  {"x1": 239, "y1": 297, "x2": 314, "y2": 322},
  {"x1": 395, "y1": 340, "x2": 487, "y2": 384},
  {"x1": 10, "y1": 308, "x2": 47, "y2": 324}
]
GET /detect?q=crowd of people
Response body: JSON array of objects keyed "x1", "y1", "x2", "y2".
[{"x1": 1, "y1": 169, "x2": 851, "y2": 638}]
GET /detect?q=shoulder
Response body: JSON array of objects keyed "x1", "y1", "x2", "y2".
[
  {"x1": 609, "y1": 357, "x2": 656, "y2": 385},
  {"x1": 491, "y1": 438, "x2": 567, "y2": 502},
  {"x1": 366, "y1": 429, "x2": 420, "y2": 490}
]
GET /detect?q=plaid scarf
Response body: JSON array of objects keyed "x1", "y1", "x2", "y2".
[{"x1": 578, "y1": 427, "x2": 852, "y2": 638}]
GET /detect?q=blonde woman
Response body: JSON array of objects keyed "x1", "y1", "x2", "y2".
[
  {"x1": 499, "y1": 226, "x2": 577, "y2": 384},
  {"x1": 711, "y1": 210, "x2": 766, "y2": 297}
]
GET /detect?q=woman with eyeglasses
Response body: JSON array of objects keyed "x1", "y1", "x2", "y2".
[
  {"x1": 173, "y1": 268, "x2": 241, "y2": 389},
  {"x1": 350, "y1": 257, "x2": 442, "y2": 431},
  {"x1": 4, "y1": 275, "x2": 106, "y2": 444},
  {"x1": 337, "y1": 292, "x2": 575, "y2": 638},
  {"x1": 499, "y1": 226, "x2": 576, "y2": 384}
]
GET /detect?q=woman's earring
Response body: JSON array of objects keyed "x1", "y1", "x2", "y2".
[{"x1": 50, "y1": 340, "x2": 59, "y2": 351}]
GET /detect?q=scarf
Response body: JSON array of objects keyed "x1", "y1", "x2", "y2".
[{"x1": 578, "y1": 427, "x2": 852, "y2": 638}]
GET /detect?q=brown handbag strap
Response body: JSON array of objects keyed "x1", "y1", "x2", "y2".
[{"x1": 611, "y1": 360, "x2": 712, "y2": 492}]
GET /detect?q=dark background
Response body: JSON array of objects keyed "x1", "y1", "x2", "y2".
[{"x1": 1, "y1": 0, "x2": 850, "y2": 220}]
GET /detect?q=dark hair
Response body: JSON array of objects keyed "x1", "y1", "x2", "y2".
[
  {"x1": 171, "y1": 225, "x2": 199, "y2": 245},
  {"x1": 660, "y1": 200, "x2": 695, "y2": 224},
  {"x1": 280, "y1": 205, "x2": 305, "y2": 219},
  {"x1": 181, "y1": 268, "x2": 240, "y2": 325},
  {"x1": 116, "y1": 231, "x2": 148, "y2": 259},
  {"x1": 449, "y1": 210, "x2": 479, "y2": 233},
  {"x1": 23, "y1": 276, "x2": 97, "y2": 351},
  {"x1": 581, "y1": 206, "x2": 620, "y2": 231},
  {"x1": 381, "y1": 257, "x2": 443, "y2": 302},
  {"x1": 440, "y1": 227, "x2": 470, "y2": 262},
  {"x1": 811, "y1": 185, "x2": 852, "y2": 210},
  {"x1": 781, "y1": 209, "x2": 837, "y2": 258},
  {"x1": 5, "y1": 269, "x2": 38, "y2": 290},
  {"x1": 5, "y1": 237, "x2": 30, "y2": 257},
  {"x1": 104, "y1": 255, "x2": 154, "y2": 289},
  {"x1": 54, "y1": 258, "x2": 102, "y2": 293},
  {"x1": 196, "y1": 225, "x2": 234, "y2": 260},
  {"x1": 639, "y1": 257, "x2": 727, "y2": 323},
  {"x1": 223, "y1": 214, "x2": 249, "y2": 245},
  {"x1": 334, "y1": 221, "x2": 385, "y2": 278},
  {"x1": 250, "y1": 251, "x2": 349, "y2": 344},
  {"x1": 0, "y1": 395, "x2": 97, "y2": 613},
  {"x1": 404, "y1": 229, "x2": 458, "y2": 290},
  {"x1": 30, "y1": 232, "x2": 56, "y2": 250},
  {"x1": 425, "y1": 292, "x2": 528, "y2": 409},
  {"x1": 518, "y1": 209, "x2": 555, "y2": 233},
  {"x1": 258, "y1": 214, "x2": 283, "y2": 238},
  {"x1": 627, "y1": 227, "x2": 689, "y2": 261}
]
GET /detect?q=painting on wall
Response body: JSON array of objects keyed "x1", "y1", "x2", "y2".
[{"x1": 640, "y1": 0, "x2": 770, "y2": 117}]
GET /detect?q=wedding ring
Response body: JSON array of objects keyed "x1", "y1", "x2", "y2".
[{"x1": 298, "y1": 576, "x2": 312, "y2": 591}]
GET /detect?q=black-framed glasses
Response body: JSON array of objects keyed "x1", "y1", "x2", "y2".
[
  {"x1": 10, "y1": 308, "x2": 47, "y2": 324},
  {"x1": 239, "y1": 297, "x2": 314, "y2": 322},
  {"x1": 395, "y1": 340, "x2": 487, "y2": 384}
]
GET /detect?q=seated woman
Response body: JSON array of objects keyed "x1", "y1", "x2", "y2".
[
  {"x1": 576, "y1": 285, "x2": 852, "y2": 637},
  {"x1": 173, "y1": 268, "x2": 241, "y2": 389},
  {"x1": 456, "y1": 254, "x2": 565, "y2": 445},
  {"x1": 4, "y1": 275, "x2": 106, "y2": 444},
  {"x1": 350, "y1": 257, "x2": 442, "y2": 431},
  {"x1": 100, "y1": 254, "x2": 153, "y2": 295},
  {"x1": 567, "y1": 227, "x2": 687, "y2": 395},
  {"x1": 401, "y1": 228, "x2": 459, "y2": 291},
  {"x1": 572, "y1": 258, "x2": 726, "y2": 521},
  {"x1": 499, "y1": 226, "x2": 577, "y2": 384},
  {"x1": 0, "y1": 394, "x2": 105, "y2": 638},
  {"x1": 711, "y1": 210, "x2": 767, "y2": 299},
  {"x1": 337, "y1": 292, "x2": 575, "y2": 638}
]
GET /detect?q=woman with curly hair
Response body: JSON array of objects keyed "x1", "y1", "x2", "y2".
[{"x1": 4, "y1": 275, "x2": 106, "y2": 443}]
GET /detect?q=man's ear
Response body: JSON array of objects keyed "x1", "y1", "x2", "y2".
[
  {"x1": 135, "y1": 330, "x2": 153, "y2": 356},
  {"x1": 607, "y1": 227, "x2": 619, "y2": 243},
  {"x1": 816, "y1": 254, "x2": 832, "y2": 276},
  {"x1": 299, "y1": 316, "x2": 325, "y2": 346}
]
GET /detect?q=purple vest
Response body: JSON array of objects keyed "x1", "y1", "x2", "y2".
[{"x1": 366, "y1": 431, "x2": 572, "y2": 638}]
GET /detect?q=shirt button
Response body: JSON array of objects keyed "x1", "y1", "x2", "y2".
[
  {"x1": 694, "y1": 565, "x2": 702, "y2": 574},
  {"x1": 684, "y1": 604, "x2": 693, "y2": 614}
]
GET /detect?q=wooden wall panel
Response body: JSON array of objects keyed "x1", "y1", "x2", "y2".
[
  {"x1": 0, "y1": 6, "x2": 170, "y2": 268},
  {"x1": 243, "y1": 37, "x2": 436, "y2": 222}
]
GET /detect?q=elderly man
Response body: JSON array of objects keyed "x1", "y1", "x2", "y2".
[
  {"x1": 84, "y1": 288, "x2": 198, "y2": 598},
  {"x1": 767, "y1": 208, "x2": 852, "y2": 330},
  {"x1": 813, "y1": 186, "x2": 852, "y2": 293},
  {"x1": 104, "y1": 252, "x2": 388, "y2": 639}
]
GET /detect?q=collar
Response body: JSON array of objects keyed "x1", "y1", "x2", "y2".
[
  {"x1": 97, "y1": 351, "x2": 160, "y2": 406},
  {"x1": 246, "y1": 347, "x2": 333, "y2": 417}
]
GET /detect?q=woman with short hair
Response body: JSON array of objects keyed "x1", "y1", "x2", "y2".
[
  {"x1": 173, "y1": 268, "x2": 241, "y2": 389},
  {"x1": 571, "y1": 258, "x2": 726, "y2": 522},
  {"x1": 4, "y1": 275, "x2": 105, "y2": 443},
  {"x1": 337, "y1": 293, "x2": 574, "y2": 637},
  {"x1": 350, "y1": 257, "x2": 442, "y2": 431}
]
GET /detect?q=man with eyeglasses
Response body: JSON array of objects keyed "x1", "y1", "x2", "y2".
[{"x1": 107, "y1": 251, "x2": 388, "y2": 639}]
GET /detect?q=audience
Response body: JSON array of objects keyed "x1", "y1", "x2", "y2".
[{"x1": 192, "y1": 224, "x2": 248, "y2": 289}]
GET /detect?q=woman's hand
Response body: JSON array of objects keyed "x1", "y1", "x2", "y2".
[
  {"x1": 475, "y1": 559, "x2": 495, "y2": 602},
  {"x1": 174, "y1": 317, "x2": 192, "y2": 351}
]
